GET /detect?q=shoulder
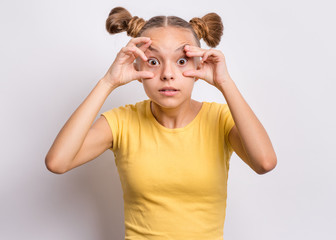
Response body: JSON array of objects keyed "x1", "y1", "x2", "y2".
[
  {"x1": 102, "y1": 99, "x2": 149, "y2": 116},
  {"x1": 201, "y1": 101, "x2": 234, "y2": 132},
  {"x1": 201, "y1": 101, "x2": 231, "y2": 116}
]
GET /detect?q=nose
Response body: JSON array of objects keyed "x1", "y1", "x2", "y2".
[{"x1": 160, "y1": 62, "x2": 175, "y2": 81}]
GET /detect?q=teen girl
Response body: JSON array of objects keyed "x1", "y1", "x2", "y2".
[{"x1": 45, "y1": 6, "x2": 277, "y2": 239}]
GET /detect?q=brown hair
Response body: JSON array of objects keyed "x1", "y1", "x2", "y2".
[{"x1": 105, "y1": 7, "x2": 223, "y2": 48}]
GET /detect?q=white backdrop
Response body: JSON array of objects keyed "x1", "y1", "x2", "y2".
[{"x1": 1, "y1": 0, "x2": 335, "y2": 239}]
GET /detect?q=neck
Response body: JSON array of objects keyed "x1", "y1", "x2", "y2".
[{"x1": 150, "y1": 99, "x2": 201, "y2": 129}]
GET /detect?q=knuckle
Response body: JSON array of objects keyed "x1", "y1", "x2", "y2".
[
  {"x1": 122, "y1": 46, "x2": 135, "y2": 53},
  {"x1": 130, "y1": 37, "x2": 141, "y2": 43}
]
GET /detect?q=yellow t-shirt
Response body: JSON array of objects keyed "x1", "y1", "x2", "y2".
[{"x1": 101, "y1": 99, "x2": 235, "y2": 240}]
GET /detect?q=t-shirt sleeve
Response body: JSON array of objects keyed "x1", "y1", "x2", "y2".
[
  {"x1": 220, "y1": 104, "x2": 235, "y2": 153},
  {"x1": 100, "y1": 105, "x2": 129, "y2": 152}
]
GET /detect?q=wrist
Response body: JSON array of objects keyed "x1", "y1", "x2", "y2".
[
  {"x1": 216, "y1": 76, "x2": 234, "y2": 92},
  {"x1": 99, "y1": 77, "x2": 119, "y2": 91}
]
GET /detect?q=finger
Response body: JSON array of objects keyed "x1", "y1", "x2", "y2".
[
  {"x1": 183, "y1": 69, "x2": 205, "y2": 79},
  {"x1": 185, "y1": 50, "x2": 205, "y2": 58},
  {"x1": 202, "y1": 49, "x2": 222, "y2": 62},
  {"x1": 122, "y1": 46, "x2": 148, "y2": 62},
  {"x1": 184, "y1": 44, "x2": 206, "y2": 53},
  {"x1": 184, "y1": 45, "x2": 205, "y2": 51},
  {"x1": 202, "y1": 50, "x2": 213, "y2": 62},
  {"x1": 132, "y1": 47, "x2": 148, "y2": 61},
  {"x1": 127, "y1": 37, "x2": 151, "y2": 47},
  {"x1": 137, "y1": 39, "x2": 152, "y2": 53},
  {"x1": 184, "y1": 45, "x2": 207, "y2": 59}
]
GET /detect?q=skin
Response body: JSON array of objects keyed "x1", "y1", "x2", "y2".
[
  {"x1": 45, "y1": 26, "x2": 277, "y2": 175},
  {"x1": 135, "y1": 27, "x2": 203, "y2": 129}
]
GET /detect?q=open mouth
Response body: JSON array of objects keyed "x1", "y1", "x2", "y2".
[
  {"x1": 158, "y1": 88, "x2": 179, "y2": 96},
  {"x1": 159, "y1": 86, "x2": 179, "y2": 92}
]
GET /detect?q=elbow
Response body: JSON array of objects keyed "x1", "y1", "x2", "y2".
[
  {"x1": 255, "y1": 154, "x2": 277, "y2": 175},
  {"x1": 45, "y1": 154, "x2": 68, "y2": 174}
]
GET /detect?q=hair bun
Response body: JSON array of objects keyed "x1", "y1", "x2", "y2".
[
  {"x1": 105, "y1": 7, "x2": 145, "y2": 37},
  {"x1": 190, "y1": 13, "x2": 223, "y2": 48},
  {"x1": 127, "y1": 16, "x2": 146, "y2": 37},
  {"x1": 189, "y1": 17, "x2": 209, "y2": 39}
]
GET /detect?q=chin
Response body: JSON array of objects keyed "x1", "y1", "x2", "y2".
[{"x1": 149, "y1": 96, "x2": 190, "y2": 110}]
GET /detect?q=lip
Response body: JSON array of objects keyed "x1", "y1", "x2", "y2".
[
  {"x1": 159, "y1": 86, "x2": 179, "y2": 91},
  {"x1": 158, "y1": 87, "x2": 180, "y2": 96}
]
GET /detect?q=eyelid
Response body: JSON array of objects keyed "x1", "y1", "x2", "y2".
[
  {"x1": 147, "y1": 57, "x2": 160, "y2": 66},
  {"x1": 178, "y1": 56, "x2": 188, "y2": 61},
  {"x1": 177, "y1": 56, "x2": 189, "y2": 65}
]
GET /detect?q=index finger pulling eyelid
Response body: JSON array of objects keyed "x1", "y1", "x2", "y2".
[
  {"x1": 186, "y1": 45, "x2": 203, "y2": 50},
  {"x1": 134, "y1": 48, "x2": 148, "y2": 61},
  {"x1": 141, "y1": 40, "x2": 152, "y2": 48},
  {"x1": 132, "y1": 37, "x2": 151, "y2": 44},
  {"x1": 138, "y1": 42, "x2": 152, "y2": 53},
  {"x1": 186, "y1": 48, "x2": 206, "y2": 56},
  {"x1": 185, "y1": 47, "x2": 205, "y2": 54}
]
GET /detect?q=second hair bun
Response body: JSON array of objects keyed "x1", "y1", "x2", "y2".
[
  {"x1": 106, "y1": 7, "x2": 145, "y2": 37},
  {"x1": 190, "y1": 13, "x2": 223, "y2": 48}
]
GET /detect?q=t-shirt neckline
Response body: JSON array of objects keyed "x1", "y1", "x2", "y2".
[{"x1": 146, "y1": 99, "x2": 206, "y2": 133}]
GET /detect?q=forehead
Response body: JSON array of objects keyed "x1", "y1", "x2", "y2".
[{"x1": 141, "y1": 27, "x2": 198, "y2": 54}]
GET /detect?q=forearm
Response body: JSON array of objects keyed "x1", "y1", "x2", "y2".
[
  {"x1": 45, "y1": 78, "x2": 117, "y2": 166},
  {"x1": 218, "y1": 77, "x2": 277, "y2": 170}
]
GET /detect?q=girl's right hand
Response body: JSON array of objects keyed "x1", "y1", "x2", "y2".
[{"x1": 102, "y1": 37, "x2": 154, "y2": 88}]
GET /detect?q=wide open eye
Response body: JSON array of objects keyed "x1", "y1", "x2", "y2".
[
  {"x1": 147, "y1": 58, "x2": 159, "y2": 66},
  {"x1": 177, "y1": 57, "x2": 188, "y2": 66}
]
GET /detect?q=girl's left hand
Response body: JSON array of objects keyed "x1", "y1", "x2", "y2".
[{"x1": 182, "y1": 45, "x2": 232, "y2": 90}]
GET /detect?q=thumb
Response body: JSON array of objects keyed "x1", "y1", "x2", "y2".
[{"x1": 183, "y1": 69, "x2": 204, "y2": 79}]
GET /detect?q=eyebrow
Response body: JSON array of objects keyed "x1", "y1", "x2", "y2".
[{"x1": 148, "y1": 44, "x2": 187, "y2": 53}]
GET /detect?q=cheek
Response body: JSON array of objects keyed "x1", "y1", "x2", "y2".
[
  {"x1": 138, "y1": 61, "x2": 158, "y2": 73},
  {"x1": 144, "y1": 66, "x2": 158, "y2": 73},
  {"x1": 191, "y1": 57, "x2": 200, "y2": 68},
  {"x1": 181, "y1": 59, "x2": 199, "y2": 71},
  {"x1": 182, "y1": 64, "x2": 195, "y2": 71}
]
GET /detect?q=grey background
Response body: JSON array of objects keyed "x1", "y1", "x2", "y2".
[{"x1": 1, "y1": 0, "x2": 335, "y2": 239}]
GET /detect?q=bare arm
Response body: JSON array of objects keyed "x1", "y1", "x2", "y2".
[
  {"x1": 222, "y1": 78, "x2": 277, "y2": 175},
  {"x1": 45, "y1": 79, "x2": 117, "y2": 174},
  {"x1": 45, "y1": 37, "x2": 154, "y2": 174},
  {"x1": 183, "y1": 45, "x2": 277, "y2": 175}
]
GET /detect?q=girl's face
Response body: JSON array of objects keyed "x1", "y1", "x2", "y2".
[{"x1": 136, "y1": 26, "x2": 200, "y2": 110}]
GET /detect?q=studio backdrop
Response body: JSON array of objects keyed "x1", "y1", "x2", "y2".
[{"x1": 1, "y1": 0, "x2": 335, "y2": 239}]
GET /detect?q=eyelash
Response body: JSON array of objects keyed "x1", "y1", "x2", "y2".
[{"x1": 147, "y1": 56, "x2": 189, "y2": 66}]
